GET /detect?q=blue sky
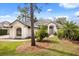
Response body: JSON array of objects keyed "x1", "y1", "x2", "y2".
[{"x1": 0, "y1": 3, "x2": 79, "y2": 24}]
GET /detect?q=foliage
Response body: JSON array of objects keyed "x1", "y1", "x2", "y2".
[
  {"x1": 39, "y1": 25, "x2": 47, "y2": 31},
  {"x1": 55, "y1": 17, "x2": 67, "y2": 25},
  {"x1": 54, "y1": 17, "x2": 68, "y2": 29},
  {"x1": 58, "y1": 21, "x2": 79, "y2": 41},
  {"x1": 63, "y1": 21, "x2": 79, "y2": 40},
  {"x1": 0, "y1": 29, "x2": 8, "y2": 35},
  {"x1": 48, "y1": 35, "x2": 60, "y2": 43},
  {"x1": 57, "y1": 29, "x2": 64, "y2": 39},
  {"x1": 17, "y1": 4, "x2": 28, "y2": 21},
  {"x1": 36, "y1": 25, "x2": 48, "y2": 42}
]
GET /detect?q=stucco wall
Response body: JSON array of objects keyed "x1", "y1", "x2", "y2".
[
  {"x1": 48, "y1": 23, "x2": 57, "y2": 35},
  {"x1": 27, "y1": 28, "x2": 38, "y2": 37},
  {"x1": 9, "y1": 21, "x2": 30, "y2": 39}
]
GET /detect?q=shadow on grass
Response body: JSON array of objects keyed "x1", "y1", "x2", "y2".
[
  {"x1": 37, "y1": 40, "x2": 59, "y2": 43},
  {"x1": 36, "y1": 45, "x2": 78, "y2": 56},
  {"x1": 37, "y1": 40, "x2": 52, "y2": 43}
]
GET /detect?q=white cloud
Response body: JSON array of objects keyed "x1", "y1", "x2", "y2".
[
  {"x1": 0, "y1": 12, "x2": 18, "y2": 22},
  {"x1": 59, "y1": 3, "x2": 79, "y2": 9},
  {"x1": 55, "y1": 16, "x2": 69, "y2": 21},
  {"x1": 0, "y1": 15, "x2": 16, "y2": 22},
  {"x1": 0, "y1": 16, "x2": 4, "y2": 18},
  {"x1": 55, "y1": 16, "x2": 69, "y2": 18},
  {"x1": 47, "y1": 9, "x2": 52, "y2": 12},
  {"x1": 0, "y1": 15, "x2": 11, "y2": 18},
  {"x1": 48, "y1": 17, "x2": 53, "y2": 20},
  {"x1": 75, "y1": 11, "x2": 79, "y2": 16}
]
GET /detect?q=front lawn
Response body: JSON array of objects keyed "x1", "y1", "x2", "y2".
[
  {"x1": 0, "y1": 40, "x2": 79, "y2": 56},
  {"x1": 0, "y1": 41, "x2": 22, "y2": 56}
]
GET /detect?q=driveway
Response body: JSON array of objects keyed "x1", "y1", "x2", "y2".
[
  {"x1": 0, "y1": 39, "x2": 29, "y2": 41},
  {"x1": 0, "y1": 35, "x2": 31, "y2": 41},
  {"x1": 0, "y1": 35, "x2": 10, "y2": 38}
]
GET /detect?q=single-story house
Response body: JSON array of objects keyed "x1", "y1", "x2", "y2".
[{"x1": 0, "y1": 18, "x2": 57, "y2": 39}]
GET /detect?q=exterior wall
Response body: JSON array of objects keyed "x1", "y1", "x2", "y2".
[
  {"x1": 9, "y1": 21, "x2": 30, "y2": 39},
  {"x1": 48, "y1": 23, "x2": 57, "y2": 35},
  {"x1": 28, "y1": 28, "x2": 31, "y2": 37},
  {"x1": 27, "y1": 28, "x2": 38, "y2": 37}
]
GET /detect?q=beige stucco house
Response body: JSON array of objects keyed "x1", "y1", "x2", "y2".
[
  {"x1": 0, "y1": 19, "x2": 57, "y2": 39},
  {"x1": 9, "y1": 20, "x2": 32, "y2": 38}
]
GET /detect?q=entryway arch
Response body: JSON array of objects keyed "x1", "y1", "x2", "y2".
[{"x1": 48, "y1": 23, "x2": 57, "y2": 35}]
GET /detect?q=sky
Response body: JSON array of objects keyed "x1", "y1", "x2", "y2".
[{"x1": 0, "y1": 3, "x2": 79, "y2": 24}]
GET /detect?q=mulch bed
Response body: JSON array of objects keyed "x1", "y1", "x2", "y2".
[
  {"x1": 16, "y1": 40, "x2": 79, "y2": 53},
  {"x1": 16, "y1": 42, "x2": 51, "y2": 53},
  {"x1": 61, "y1": 38, "x2": 79, "y2": 44},
  {"x1": 71, "y1": 41, "x2": 79, "y2": 44}
]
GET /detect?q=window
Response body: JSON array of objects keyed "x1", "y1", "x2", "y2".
[
  {"x1": 0, "y1": 29, "x2": 8, "y2": 35},
  {"x1": 16, "y1": 28, "x2": 22, "y2": 36}
]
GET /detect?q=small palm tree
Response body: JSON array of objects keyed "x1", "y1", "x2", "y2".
[{"x1": 63, "y1": 21, "x2": 79, "y2": 40}]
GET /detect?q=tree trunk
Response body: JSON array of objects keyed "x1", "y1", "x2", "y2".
[{"x1": 30, "y1": 3, "x2": 36, "y2": 46}]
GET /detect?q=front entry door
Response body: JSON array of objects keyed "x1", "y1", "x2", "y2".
[{"x1": 16, "y1": 28, "x2": 22, "y2": 38}]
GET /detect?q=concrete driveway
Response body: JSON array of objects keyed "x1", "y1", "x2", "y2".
[
  {"x1": 0, "y1": 35, "x2": 10, "y2": 39},
  {"x1": 0, "y1": 35, "x2": 31, "y2": 41}
]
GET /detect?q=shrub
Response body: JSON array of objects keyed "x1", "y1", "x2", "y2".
[
  {"x1": 48, "y1": 35, "x2": 60, "y2": 43},
  {"x1": 36, "y1": 25, "x2": 48, "y2": 42},
  {"x1": 73, "y1": 30, "x2": 79, "y2": 41},
  {"x1": 57, "y1": 29, "x2": 64, "y2": 39},
  {"x1": 57, "y1": 21, "x2": 79, "y2": 41},
  {"x1": 63, "y1": 21, "x2": 79, "y2": 40}
]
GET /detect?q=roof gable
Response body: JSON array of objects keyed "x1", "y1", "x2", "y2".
[{"x1": 10, "y1": 20, "x2": 30, "y2": 27}]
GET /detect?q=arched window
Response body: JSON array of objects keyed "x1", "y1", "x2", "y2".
[{"x1": 16, "y1": 28, "x2": 22, "y2": 36}]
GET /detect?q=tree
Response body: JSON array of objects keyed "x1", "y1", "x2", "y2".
[
  {"x1": 17, "y1": 4, "x2": 37, "y2": 22},
  {"x1": 55, "y1": 17, "x2": 67, "y2": 25},
  {"x1": 30, "y1": 3, "x2": 35, "y2": 46},
  {"x1": 17, "y1": 4, "x2": 28, "y2": 21},
  {"x1": 58, "y1": 21, "x2": 79, "y2": 40},
  {"x1": 63, "y1": 21, "x2": 79, "y2": 40},
  {"x1": 54, "y1": 17, "x2": 68, "y2": 29},
  {"x1": 17, "y1": 3, "x2": 41, "y2": 46}
]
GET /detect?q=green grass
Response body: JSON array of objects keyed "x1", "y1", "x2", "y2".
[
  {"x1": 48, "y1": 35, "x2": 60, "y2": 43},
  {"x1": 0, "y1": 40, "x2": 78, "y2": 56},
  {"x1": 0, "y1": 41, "x2": 22, "y2": 56}
]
